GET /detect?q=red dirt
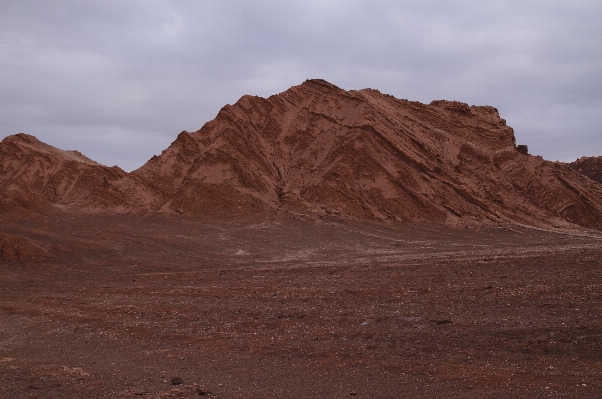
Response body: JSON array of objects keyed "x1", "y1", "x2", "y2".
[
  {"x1": 0, "y1": 233, "x2": 53, "y2": 263},
  {"x1": 0, "y1": 214, "x2": 601, "y2": 398},
  {"x1": 1, "y1": 80, "x2": 602, "y2": 397}
]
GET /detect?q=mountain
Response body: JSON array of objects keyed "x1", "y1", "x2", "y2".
[
  {"x1": 570, "y1": 156, "x2": 602, "y2": 185},
  {"x1": 0, "y1": 133, "x2": 128, "y2": 212},
  {"x1": 2, "y1": 79, "x2": 602, "y2": 229}
]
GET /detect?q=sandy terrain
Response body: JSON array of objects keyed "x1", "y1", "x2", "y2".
[
  {"x1": 2, "y1": 79, "x2": 602, "y2": 397},
  {"x1": 1, "y1": 213, "x2": 601, "y2": 398}
]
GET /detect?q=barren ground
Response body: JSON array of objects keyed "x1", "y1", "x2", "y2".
[{"x1": 1, "y1": 213, "x2": 601, "y2": 398}]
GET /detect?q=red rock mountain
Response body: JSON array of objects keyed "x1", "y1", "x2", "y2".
[
  {"x1": 570, "y1": 156, "x2": 602, "y2": 185},
  {"x1": 0, "y1": 133, "x2": 128, "y2": 213},
  {"x1": 2, "y1": 79, "x2": 602, "y2": 229}
]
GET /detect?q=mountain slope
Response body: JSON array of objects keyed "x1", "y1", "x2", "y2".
[
  {"x1": 0, "y1": 133, "x2": 128, "y2": 212},
  {"x1": 2, "y1": 80, "x2": 602, "y2": 229},
  {"x1": 570, "y1": 156, "x2": 602, "y2": 184},
  {"x1": 132, "y1": 79, "x2": 602, "y2": 228}
]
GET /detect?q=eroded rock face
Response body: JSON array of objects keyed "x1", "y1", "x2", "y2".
[
  {"x1": 0, "y1": 133, "x2": 128, "y2": 212},
  {"x1": 2, "y1": 79, "x2": 602, "y2": 229},
  {"x1": 570, "y1": 156, "x2": 602, "y2": 185},
  {"x1": 132, "y1": 79, "x2": 602, "y2": 228}
]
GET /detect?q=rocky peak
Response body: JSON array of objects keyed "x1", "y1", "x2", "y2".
[{"x1": 2, "y1": 80, "x2": 602, "y2": 229}]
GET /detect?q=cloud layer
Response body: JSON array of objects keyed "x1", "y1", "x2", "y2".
[{"x1": 2, "y1": 1, "x2": 601, "y2": 171}]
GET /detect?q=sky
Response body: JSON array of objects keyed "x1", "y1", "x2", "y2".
[{"x1": 1, "y1": 0, "x2": 601, "y2": 172}]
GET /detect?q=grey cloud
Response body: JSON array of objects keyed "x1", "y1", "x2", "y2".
[{"x1": 1, "y1": 1, "x2": 601, "y2": 171}]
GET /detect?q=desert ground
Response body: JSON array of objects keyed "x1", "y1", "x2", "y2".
[{"x1": 1, "y1": 213, "x2": 601, "y2": 398}]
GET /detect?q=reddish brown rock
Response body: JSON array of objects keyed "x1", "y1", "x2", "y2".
[
  {"x1": 569, "y1": 156, "x2": 602, "y2": 184},
  {"x1": 2, "y1": 79, "x2": 602, "y2": 229},
  {"x1": 133, "y1": 79, "x2": 602, "y2": 228},
  {"x1": 0, "y1": 133, "x2": 128, "y2": 212}
]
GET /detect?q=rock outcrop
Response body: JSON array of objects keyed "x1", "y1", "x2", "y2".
[
  {"x1": 2, "y1": 79, "x2": 602, "y2": 229},
  {"x1": 570, "y1": 156, "x2": 602, "y2": 185}
]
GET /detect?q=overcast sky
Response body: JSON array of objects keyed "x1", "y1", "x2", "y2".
[{"x1": 1, "y1": 1, "x2": 601, "y2": 171}]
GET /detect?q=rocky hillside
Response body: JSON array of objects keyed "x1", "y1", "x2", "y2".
[
  {"x1": 570, "y1": 156, "x2": 602, "y2": 184},
  {"x1": 0, "y1": 133, "x2": 128, "y2": 212},
  {"x1": 2, "y1": 79, "x2": 602, "y2": 229},
  {"x1": 132, "y1": 79, "x2": 602, "y2": 228}
]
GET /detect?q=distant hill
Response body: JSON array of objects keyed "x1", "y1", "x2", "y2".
[
  {"x1": 569, "y1": 156, "x2": 602, "y2": 185},
  {"x1": 0, "y1": 133, "x2": 127, "y2": 212}
]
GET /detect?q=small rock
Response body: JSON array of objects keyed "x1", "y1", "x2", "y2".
[
  {"x1": 171, "y1": 376, "x2": 183, "y2": 385},
  {"x1": 517, "y1": 144, "x2": 529, "y2": 155}
]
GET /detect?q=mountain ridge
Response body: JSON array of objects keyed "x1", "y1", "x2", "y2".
[
  {"x1": 2, "y1": 79, "x2": 602, "y2": 229},
  {"x1": 569, "y1": 156, "x2": 602, "y2": 185}
]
